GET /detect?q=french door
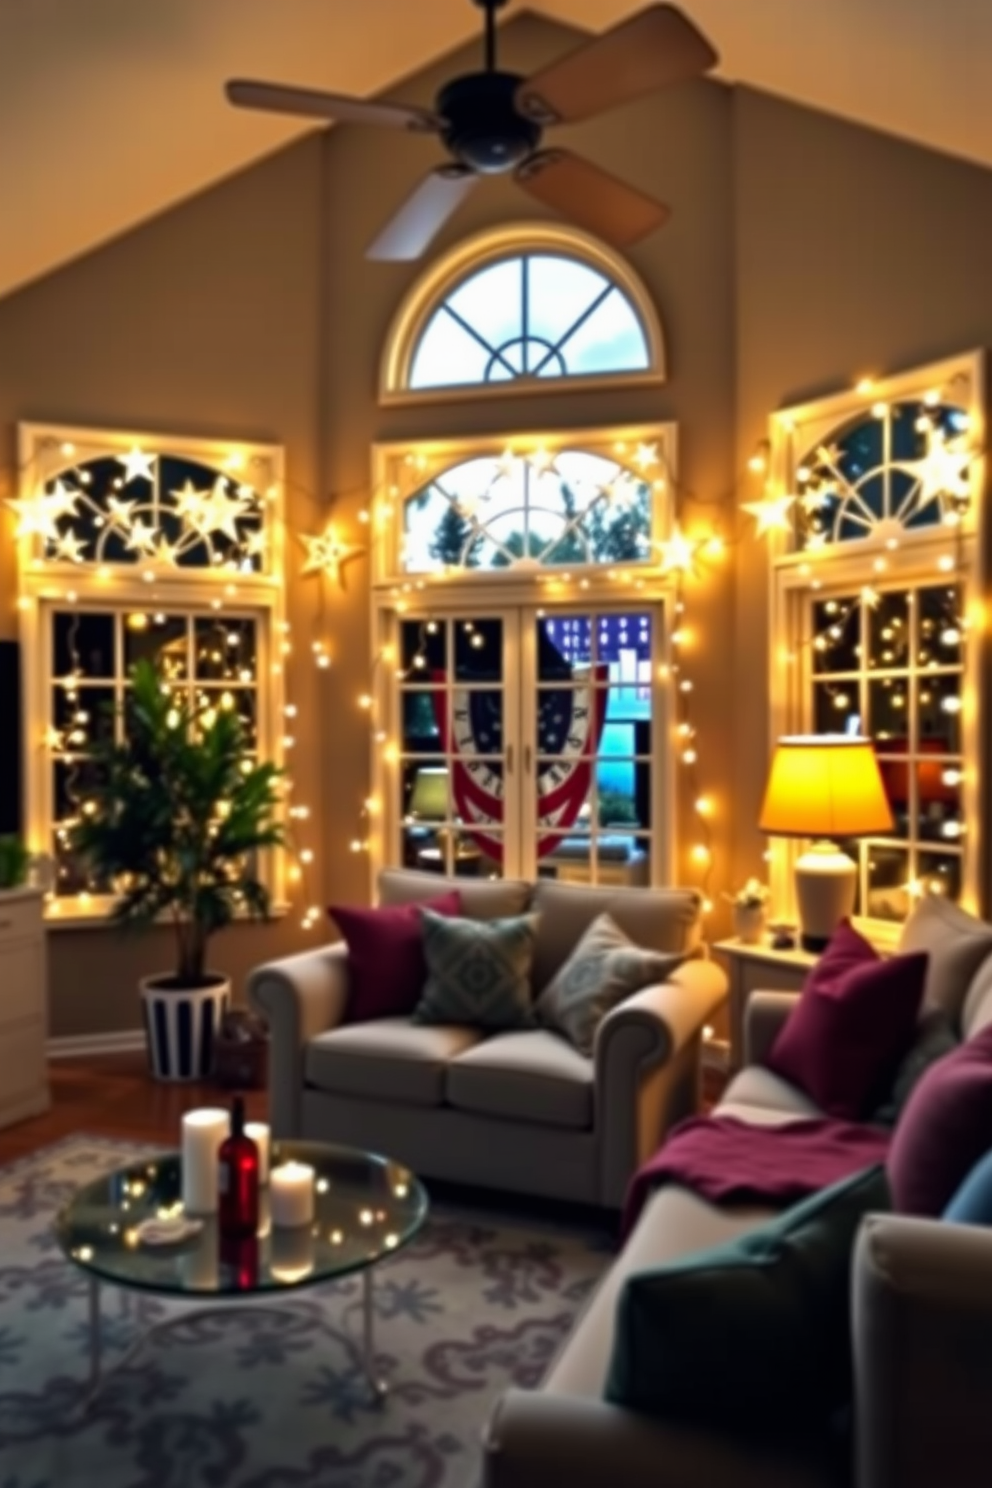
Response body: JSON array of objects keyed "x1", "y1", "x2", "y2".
[{"x1": 382, "y1": 600, "x2": 670, "y2": 886}]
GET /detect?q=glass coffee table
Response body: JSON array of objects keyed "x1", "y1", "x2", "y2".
[{"x1": 55, "y1": 1139, "x2": 428, "y2": 1405}]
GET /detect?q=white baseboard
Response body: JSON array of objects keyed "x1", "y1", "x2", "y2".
[{"x1": 47, "y1": 1030, "x2": 146, "y2": 1059}]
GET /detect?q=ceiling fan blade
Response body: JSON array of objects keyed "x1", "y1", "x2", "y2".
[
  {"x1": 367, "y1": 166, "x2": 478, "y2": 262},
  {"x1": 516, "y1": 4, "x2": 718, "y2": 125},
  {"x1": 515, "y1": 149, "x2": 670, "y2": 248},
  {"x1": 225, "y1": 79, "x2": 441, "y2": 133}
]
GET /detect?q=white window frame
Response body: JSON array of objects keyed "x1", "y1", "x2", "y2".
[
  {"x1": 766, "y1": 351, "x2": 986, "y2": 941},
  {"x1": 371, "y1": 421, "x2": 677, "y2": 586},
  {"x1": 368, "y1": 422, "x2": 680, "y2": 893},
  {"x1": 15, "y1": 422, "x2": 288, "y2": 927},
  {"x1": 378, "y1": 222, "x2": 667, "y2": 406}
]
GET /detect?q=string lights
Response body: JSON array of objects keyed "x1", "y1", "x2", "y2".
[{"x1": 6, "y1": 432, "x2": 330, "y2": 931}]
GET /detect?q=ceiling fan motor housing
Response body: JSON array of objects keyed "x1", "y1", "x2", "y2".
[{"x1": 437, "y1": 72, "x2": 541, "y2": 173}]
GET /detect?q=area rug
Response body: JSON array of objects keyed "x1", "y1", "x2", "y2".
[{"x1": 0, "y1": 1135, "x2": 613, "y2": 1488}]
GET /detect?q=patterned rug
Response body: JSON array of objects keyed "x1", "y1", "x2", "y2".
[{"x1": 0, "y1": 1136, "x2": 613, "y2": 1488}]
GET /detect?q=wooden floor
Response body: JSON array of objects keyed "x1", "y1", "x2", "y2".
[{"x1": 0, "y1": 1053, "x2": 270, "y2": 1164}]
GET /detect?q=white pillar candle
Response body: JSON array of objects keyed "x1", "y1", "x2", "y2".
[
  {"x1": 270, "y1": 1222, "x2": 314, "y2": 1283},
  {"x1": 245, "y1": 1122, "x2": 270, "y2": 1185},
  {"x1": 181, "y1": 1108, "x2": 229, "y2": 1215},
  {"x1": 270, "y1": 1162, "x2": 315, "y2": 1227}
]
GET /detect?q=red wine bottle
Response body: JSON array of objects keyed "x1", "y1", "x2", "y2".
[{"x1": 218, "y1": 1096, "x2": 259, "y2": 1239}]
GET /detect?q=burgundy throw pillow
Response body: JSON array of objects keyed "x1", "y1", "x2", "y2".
[
  {"x1": 330, "y1": 892, "x2": 461, "y2": 1022},
  {"x1": 888, "y1": 1022, "x2": 992, "y2": 1215},
  {"x1": 766, "y1": 920, "x2": 928, "y2": 1120}
]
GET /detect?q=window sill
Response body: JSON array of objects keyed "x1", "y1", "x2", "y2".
[{"x1": 43, "y1": 900, "x2": 291, "y2": 931}]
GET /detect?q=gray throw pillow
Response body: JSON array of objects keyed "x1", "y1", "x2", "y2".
[
  {"x1": 536, "y1": 911, "x2": 686, "y2": 1056},
  {"x1": 869, "y1": 1010, "x2": 959, "y2": 1128},
  {"x1": 412, "y1": 909, "x2": 538, "y2": 1031}
]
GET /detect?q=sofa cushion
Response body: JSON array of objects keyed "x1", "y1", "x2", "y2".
[
  {"x1": 944, "y1": 1146, "x2": 992, "y2": 1224},
  {"x1": 330, "y1": 891, "x2": 461, "y2": 1023},
  {"x1": 378, "y1": 867, "x2": 531, "y2": 920},
  {"x1": 868, "y1": 1010, "x2": 959, "y2": 1128},
  {"x1": 536, "y1": 912, "x2": 687, "y2": 1056},
  {"x1": 766, "y1": 920, "x2": 928, "y2": 1120},
  {"x1": 897, "y1": 893, "x2": 992, "y2": 1026},
  {"x1": 546, "y1": 1184, "x2": 775, "y2": 1397},
  {"x1": 720, "y1": 1065, "x2": 824, "y2": 1120},
  {"x1": 529, "y1": 881, "x2": 702, "y2": 992},
  {"x1": 888, "y1": 1020, "x2": 992, "y2": 1215},
  {"x1": 413, "y1": 910, "x2": 538, "y2": 1032},
  {"x1": 605, "y1": 1165, "x2": 890, "y2": 1441},
  {"x1": 961, "y1": 953, "x2": 992, "y2": 1038},
  {"x1": 304, "y1": 1019, "x2": 480, "y2": 1107},
  {"x1": 446, "y1": 1029, "x2": 594, "y2": 1130}
]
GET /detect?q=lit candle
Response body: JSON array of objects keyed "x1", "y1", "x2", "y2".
[
  {"x1": 270, "y1": 1222, "x2": 314, "y2": 1283},
  {"x1": 181, "y1": 1108, "x2": 228, "y2": 1215},
  {"x1": 270, "y1": 1162, "x2": 315, "y2": 1227},
  {"x1": 245, "y1": 1122, "x2": 270, "y2": 1185}
]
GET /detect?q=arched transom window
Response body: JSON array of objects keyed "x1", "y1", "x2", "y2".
[
  {"x1": 403, "y1": 447, "x2": 653, "y2": 572},
  {"x1": 381, "y1": 226, "x2": 665, "y2": 400}
]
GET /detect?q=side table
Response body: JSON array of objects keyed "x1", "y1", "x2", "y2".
[{"x1": 713, "y1": 938, "x2": 817, "y2": 1072}]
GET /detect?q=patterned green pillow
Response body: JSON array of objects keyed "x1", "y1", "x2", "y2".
[
  {"x1": 536, "y1": 912, "x2": 687, "y2": 1055},
  {"x1": 412, "y1": 909, "x2": 538, "y2": 1031}
]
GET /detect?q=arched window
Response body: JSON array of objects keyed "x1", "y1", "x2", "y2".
[
  {"x1": 380, "y1": 224, "x2": 665, "y2": 401},
  {"x1": 401, "y1": 446, "x2": 654, "y2": 574},
  {"x1": 793, "y1": 400, "x2": 973, "y2": 551}
]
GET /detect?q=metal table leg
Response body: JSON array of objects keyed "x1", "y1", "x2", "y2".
[
  {"x1": 88, "y1": 1276, "x2": 102, "y2": 1389},
  {"x1": 362, "y1": 1269, "x2": 387, "y2": 1401}
]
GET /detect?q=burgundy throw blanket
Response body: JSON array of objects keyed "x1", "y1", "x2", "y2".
[{"x1": 623, "y1": 1114, "x2": 891, "y2": 1239}]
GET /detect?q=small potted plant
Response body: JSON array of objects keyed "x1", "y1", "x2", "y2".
[
  {"x1": 70, "y1": 658, "x2": 286, "y2": 1081},
  {"x1": 725, "y1": 878, "x2": 771, "y2": 945}
]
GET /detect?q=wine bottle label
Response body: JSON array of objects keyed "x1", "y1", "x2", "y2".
[{"x1": 219, "y1": 1161, "x2": 230, "y2": 1196}]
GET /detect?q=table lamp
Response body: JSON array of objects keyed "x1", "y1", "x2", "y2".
[{"x1": 758, "y1": 735, "x2": 894, "y2": 951}]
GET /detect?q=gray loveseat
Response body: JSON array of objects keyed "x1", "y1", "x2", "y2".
[
  {"x1": 484, "y1": 895, "x2": 992, "y2": 1488},
  {"x1": 248, "y1": 868, "x2": 727, "y2": 1208}
]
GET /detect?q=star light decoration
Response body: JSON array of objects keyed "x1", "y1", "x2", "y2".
[
  {"x1": 656, "y1": 523, "x2": 701, "y2": 576},
  {"x1": 740, "y1": 494, "x2": 796, "y2": 536},
  {"x1": 299, "y1": 520, "x2": 366, "y2": 585},
  {"x1": 4, "y1": 445, "x2": 271, "y2": 571}
]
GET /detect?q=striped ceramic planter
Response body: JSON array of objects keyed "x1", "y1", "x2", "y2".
[{"x1": 140, "y1": 974, "x2": 231, "y2": 1082}]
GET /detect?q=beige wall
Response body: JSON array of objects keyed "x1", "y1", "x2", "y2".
[
  {"x1": 3, "y1": 16, "x2": 992, "y2": 1038},
  {"x1": 731, "y1": 88, "x2": 992, "y2": 895},
  {"x1": 0, "y1": 138, "x2": 328, "y2": 1036}
]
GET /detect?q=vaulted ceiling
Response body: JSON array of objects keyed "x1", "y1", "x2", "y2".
[{"x1": 1, "y1": 0, "x2": 986, "y2": 300}]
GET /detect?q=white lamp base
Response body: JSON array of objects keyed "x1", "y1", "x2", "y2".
[{"x1": 794, "y1": 841, "x2": 857, "y2": 951}]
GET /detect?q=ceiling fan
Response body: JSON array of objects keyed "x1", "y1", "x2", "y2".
[{"x1": 225, "y1": 1, "x2": 718, "y2": 262}]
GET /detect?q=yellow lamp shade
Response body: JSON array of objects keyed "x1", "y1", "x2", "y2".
[
  {"x1": 759, "y1": 735, "x2": 894, "y2": 840},
  {"x1": 409, "y1": 767, "x2": 449, "y2": 820}
]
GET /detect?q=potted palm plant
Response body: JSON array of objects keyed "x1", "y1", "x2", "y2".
[{"x1": 70, "y1": 658, "x2": 286, "y2": 1081}]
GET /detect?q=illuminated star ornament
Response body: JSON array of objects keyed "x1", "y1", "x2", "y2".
[
  {"x1": 299, "y1": 522, "x2": 365, "y2": 584},
  {"x1": 741, "y1": 494, "x2": 796, "y2": 537},
  {"x1": 912, "y1": 428, "x2": 971, "y2": 510},
  {"x1": 657, "y1": 523, "x2": 701, "y2": 577},
  {"x1": 4, "y1": 493, "x2": 64, "y2": 541},
  {"x1": 119, "y1": 447, "x2": 157, "y2": 484}
]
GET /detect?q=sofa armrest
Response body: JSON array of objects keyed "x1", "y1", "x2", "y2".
[
  {"x1": 743, "y1": 991, "x2": 798, "y2": 1067},
  {"x1": 854, "y1": 1215, "x2": 992, "y2": 1488},
  {"x1": 483, "y1": 1390, "x2": 832, "y2": 1488},
  {"x1": 595, "y1": 958, "x2": 727, "y2": 1207},
  {"x1": 247, "y1": 943, "x2": 350, "y2": 1137}
]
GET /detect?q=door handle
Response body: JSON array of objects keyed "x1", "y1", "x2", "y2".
[
  {"x1": 524, "y1": 744, "x2": 532, "y2": 774},
  {"x1": 506, "y1": 744, "x2": 514, "y2": 774}
]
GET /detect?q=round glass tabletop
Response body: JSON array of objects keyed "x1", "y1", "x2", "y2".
[{"x1": 55, "y1": 1140, "x2": 429, "y2": 1296}]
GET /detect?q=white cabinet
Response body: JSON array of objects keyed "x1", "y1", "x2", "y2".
[{"x1": 0, "y1": 889, "x2": 49, "y2": 1128}]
